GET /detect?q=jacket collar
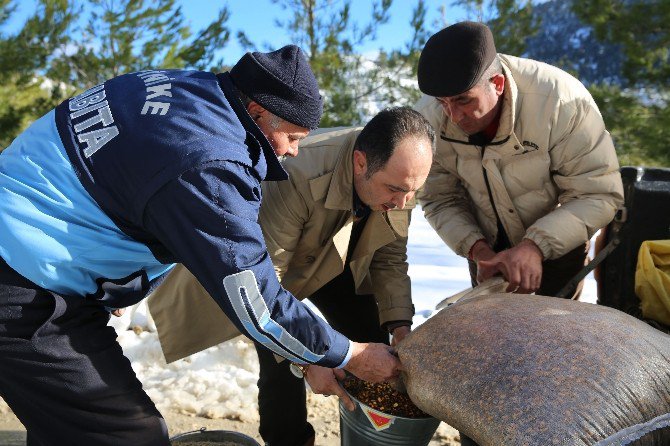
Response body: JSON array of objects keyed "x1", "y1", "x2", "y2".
[
  {"x1": 497, "y1": 59, "x2": 518, "y2": 138},
  {"x1": 216, "y1": 72, "x2": 288, "y2": 181},
  {"x1": 308, "y1": 130, "x2": 359, "y2": 211}
]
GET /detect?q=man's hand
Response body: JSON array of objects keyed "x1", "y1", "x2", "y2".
[
  {"x1": 471, "y1": 239, "x2": 498, "y2": 284},
  {"x1": 344, "y1": 342, "x2": 401, "y2": 384},
  {"x1": 304, "y1": 365, "x2": 355, "y2": 411},
  {"x1": 477, "y1": 239, "x2": 544, "y2": 293},
  {"x1": 390, "y1": 326, "x2": 411, "y2": 347},
  {"x1": 470, "y1": 239, "x2": 496, "y2": 263}
]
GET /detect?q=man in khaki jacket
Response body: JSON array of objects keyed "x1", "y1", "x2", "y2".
[
  {"x1": 415, "y1": 21, "x2": 624, "y2": 300},
  {"x1": 149, "y1": 107, "x2": 435, "y2": 446}
]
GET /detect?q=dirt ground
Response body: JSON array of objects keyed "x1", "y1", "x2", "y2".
[{"x1": 0, "y1": 393, "x2": 461, "y2": 445}]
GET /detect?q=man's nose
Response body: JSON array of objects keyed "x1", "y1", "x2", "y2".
[
  {"x1": 287, "y1": 143, "x2": 300, "y2": 158},
  {"x1": 448, "y1": 105, "x2": 464, "y2": 124},
  {"x1": 392, "y1": 192, "x2": 412, "y2": 210}
]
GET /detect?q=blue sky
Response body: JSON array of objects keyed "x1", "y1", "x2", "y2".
[{"x1": 8, "y1": 1, "x2": 469, "y2": 65}]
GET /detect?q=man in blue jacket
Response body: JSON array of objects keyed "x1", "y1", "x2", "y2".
[{"x1": 0, "y1": 45, "x2": 400, "y2": 445}]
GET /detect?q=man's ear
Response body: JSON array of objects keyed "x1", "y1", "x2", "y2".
[
  {"x1": 352, "y1": 149, "x2": 368, "y2": 176},
  {"x1": 491, "y1": 73, "x2": 505, "y2": 96},
  {"x1": 247, "y1": 101, "x2": 267, "y2": 121}
]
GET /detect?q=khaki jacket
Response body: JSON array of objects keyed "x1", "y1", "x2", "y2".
[
  {"x1": 415, "y1": 54, "x2": 624, "y2": 260},
  {"x1": 149, "y1": 127, "x2": 414, "y2": 362}
]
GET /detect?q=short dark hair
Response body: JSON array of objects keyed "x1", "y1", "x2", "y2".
[
  {"x1": 477, "y1": 57, "x2": 503, "y2": 88},
  {"x1": 238, "y1": 90, "x2": 253, "y2": 107},
  {"x1": 355, "y1": 107, "x2": 435, "y2": 178}
]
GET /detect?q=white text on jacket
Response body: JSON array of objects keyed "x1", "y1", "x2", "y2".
[
  {"x1": 68, "y1": 84, "x2": 119, "y2": 158},
  {"x1": 137, "y1": 70, "x2": 172, "y2": 116}
]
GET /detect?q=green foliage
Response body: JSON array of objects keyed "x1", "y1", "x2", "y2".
[
  {"x1": 0, "y1": 0, "x2": 16, "y2": 24},
  {"x1": 0, "y1": 0, "x2": 78, "y2": 85},
  {"x1": 590, "y1": 84, "x2": 670, "y2": 168},
  {"x1": 0, "y1": 0, "x2": 230, "y2": 148},
  {"x1": 572, "y1": 0, "x2": 670, "y2": 87},
  {"x1": 451, "y1": 0, "x2": 539, "y2": 55},
  {"x1": 47, "y1": 0, "x2": 230, "y2": 90},
  {"x1": 0, "y1": 0, "x2": 79, "y2": 146},
  {"x1": 243, "y1": 0, "x2": 429, "y2": 126},
  {"x1": 0, "y1": 0, "x2": 666, "y2": 171},
  {"x1": 573, "y1": 0, "x2": 669, "y2": 166},
  {"x1": 0, "y1": 75, "x2": 69, "y2": 148}
]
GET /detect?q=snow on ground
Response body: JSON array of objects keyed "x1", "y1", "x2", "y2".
[{"x1": 0, "y1": 207, "x2": 599, "y2": 421}]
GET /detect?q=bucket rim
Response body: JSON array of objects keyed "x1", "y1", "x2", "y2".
[{"x1": 341, "y1": 387, "x2": 437, "y2": 421}]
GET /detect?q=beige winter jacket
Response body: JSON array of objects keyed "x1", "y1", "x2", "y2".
[
  {"x1": 149, "y1": 127, "x2": 414, "y2": 362},
  {"x1": 415, "y1": 54, "x2": 624, "y2": 260}
]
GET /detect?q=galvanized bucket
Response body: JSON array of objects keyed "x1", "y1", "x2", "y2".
[
  {"x1": 170, "y1": 427, "x2": 260, "y2": 445},
  {"x1": 339, "y1": 392, "x2": 440, "y2": 446}
]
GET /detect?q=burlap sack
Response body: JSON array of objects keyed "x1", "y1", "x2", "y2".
[{"x1": 398, "y1": 294, "x2": 670, "y2": 445}]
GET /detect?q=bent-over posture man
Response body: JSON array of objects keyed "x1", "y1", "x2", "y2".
[
  {"x1": 414, "y1": 21, "x2": 624, "y2": 446},
  {"x1": 0, "y1": 45, "x2": 399, "y2": 446},
  {"x1": 149, "y1": 107, "x2": 435, "y2": 445},
  {"x1": 415, "y1": 21, "x2": 623, "y2": 298}
]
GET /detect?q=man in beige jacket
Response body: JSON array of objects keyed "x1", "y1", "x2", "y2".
[
  {"x1": 415, "y1": 21, "x2": 624, "y2": 299},
  {"x1": 148, "y1": 107, "x2": 435, "y2": 446}
]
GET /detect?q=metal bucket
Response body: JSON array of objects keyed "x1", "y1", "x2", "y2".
[
  {"x1": 170, "y1": 427, "x2": 261, "y2": 446},
  {"x1": 339, "y1": 392, "x2": 440, "y2": 446}
]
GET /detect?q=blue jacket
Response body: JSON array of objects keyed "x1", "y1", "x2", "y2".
[{"x1": 0, "y1": 69, "x2": 351, "y2": 367}]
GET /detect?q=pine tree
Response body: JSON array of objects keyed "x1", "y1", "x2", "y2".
[
  {"x1": 47, "y1": 0, "x2": 230, "y2": 90},
  {"x1": 241, "y1": 0, "x2": 429, "y2": 126},
  {"x1": 572, "y1": 0, "x2": 669, "y2": 87},
  {"x1": 572, "y1": 0, "x2": 669, "y2": 167},
  {"x1": 0, "y1": 0, "x2": 79, "y2": 147},
  {"x1": 451, "y1": 0, "x2": 538, "y2": 56},
  {"x1": 0, "y1": 0, "x2": 231, "y2": 147}
]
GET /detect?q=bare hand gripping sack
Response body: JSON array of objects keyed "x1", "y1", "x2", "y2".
[{"x1": 398, "y1": 294, "x2": 670, "y2": 445}]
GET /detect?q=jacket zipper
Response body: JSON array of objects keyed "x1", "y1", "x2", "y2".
[
  {"x1": 441, "y1": 132, "x2": 512, "y2": 250},
  {"x1": 481, "y1": 145, "x2": 508, "y2": 251}
]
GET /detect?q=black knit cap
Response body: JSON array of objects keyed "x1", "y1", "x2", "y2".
[
  {"x1": 230, "y1": 45, "x2": 323, "y2": 130},
  {"x1": 418, "y1": 21, "x2": 497, "y2": 97}
]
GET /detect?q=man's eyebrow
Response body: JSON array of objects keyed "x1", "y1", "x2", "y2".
[
  {"x1": 290, "y1": 133, "x2": 308, "y2": 140},
  {"x1": 439, "y1": 93, "x2": 468, "y2": 104},
  {"x1": 387, "y1": 183, "x2": 412, "y2": 193}
]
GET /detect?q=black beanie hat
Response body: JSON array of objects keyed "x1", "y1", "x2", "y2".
[
  {"x1": 418, "y1": 21, "x2": 497, "y2": 97},
  {"x1": 230, "y1": 45, "x2": 323, "y2": 130}
]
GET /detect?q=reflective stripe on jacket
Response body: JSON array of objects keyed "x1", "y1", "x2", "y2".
[{"x1": 149, "y1": 127, "x2": 414, "y2": 362}]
